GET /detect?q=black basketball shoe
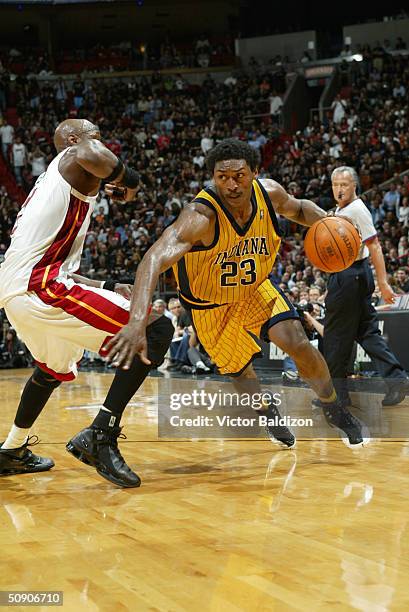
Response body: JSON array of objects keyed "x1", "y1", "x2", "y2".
[
  {"x1": 316, "y1": 399, "x2": 370, "y2": 448},
  {"x1": 382, "y1": 378, "x2": 409, "y2": 406},
  {"x1": 66, "y1": 426, "x2": 141, "y2": 488},
  {"x1": 0, "y1": 436, "x2": 55, "y2": 476},
  {"x1": 258, "y1": 397, "x2": 296, "y2": 449}
]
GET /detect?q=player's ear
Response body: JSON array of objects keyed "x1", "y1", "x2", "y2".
[{"x1": 68, "y1": 134, "x2": 79, "y2": 145}]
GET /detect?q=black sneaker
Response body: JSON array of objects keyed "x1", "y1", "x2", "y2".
[
  {"x1": 66, "y1": 426, "x2": 141, "y2": 488},
  {"x1": 318, "y1": 399, "x2": 370, "y2": 448},
  {"x1": 258, "y1": 398, "x2": 296, "y2": 449},
  {"x1": 0, "y1": 436, "x2": 55, "y2": 476},
  {"x1": 382, "y1": 379, "x2": 409, "y2": 406}
]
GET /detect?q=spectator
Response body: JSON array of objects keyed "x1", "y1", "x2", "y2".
[
  {"x1": 300, "y1": 51, "x2": 313, "y2": 63},
  {"x1": 0, "y1": 119, "x2": 14, "y2": 160},
  {"x1": 167, "y1": 300, "x2": 193, "y2": 371},
  {"x1": 331, "y1": 95, "x2": 347, "y2": 124},
  {"x1": 394, "y1": 268, "x2": 409, "y2": 293},
  {"x1": 11, "y1": 137, "x2": 27, "y2": 186},
  {"x1": 398, "y1": 195, "x2": 409, "y2": 227},
  {"x1": 201, "y1": 128, "x2": 214, "y2": 154},
  {"x1": 269, "y1": 91, "x2": 283, "y2": 119},
  {"x1": 0, "y1": 328, "x2": 30, "y2": 369},
  {"x1": 382, "y1": 182, "x2": 400, "y2": 215},
  {"x1": 29, "y1": 145, "x2": 47, "y2": 185},
  {"x1": 182, "y1": 328, "x2": 212, "y2": 374},
  {"x1": 152, "y1": 298, "x2": 172, "y2": 320}
]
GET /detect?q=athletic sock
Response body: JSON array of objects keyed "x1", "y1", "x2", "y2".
[
  {"x1": 2, "y1": 424, "x2": 30, "y2": 450},
  {"x1": 318, "y1": 389, "x2": 337, "y2": 404},
  {"x1": 92, "y1": 406, "x2": 119, "y2": 430}
]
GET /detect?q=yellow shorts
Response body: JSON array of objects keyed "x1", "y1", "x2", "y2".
[{"x1": 191, "y1": 278, "x2": 298, "y2": 376}]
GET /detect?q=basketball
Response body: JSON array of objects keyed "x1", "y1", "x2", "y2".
[{"x1": 304, "y1": 216, "x2": 361, "y2": 273}]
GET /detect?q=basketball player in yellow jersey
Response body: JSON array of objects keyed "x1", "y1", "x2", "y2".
[{"x1": 106, "y1": 139, "x2": 368, "y2": 448}]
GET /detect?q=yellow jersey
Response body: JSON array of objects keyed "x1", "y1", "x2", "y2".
[{"x1": 172, "y1": 179, "x2": 281, "y2": 308}]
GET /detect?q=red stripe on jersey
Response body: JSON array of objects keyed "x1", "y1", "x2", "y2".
[
  {"x1": 35, "y1": 280, "x2": 129, "y2": 335},
  {"x1": 28, "y1": 195, "x2": 89, "y2": 291},
  {"x1": 35, "y1": 360, "x2": 76, "y2": 381}
]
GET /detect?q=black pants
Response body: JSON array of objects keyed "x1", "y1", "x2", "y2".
[
  {"x1": 323, "y1": 258, "x2": 406, "y2": 402},
  {"x1": 146, "y1": 314, "x2": 175, "y2": 365}
]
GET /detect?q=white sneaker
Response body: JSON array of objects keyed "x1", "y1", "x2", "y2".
[{"x1": 196, "y1": 360, "x2": 210, "y2": 372}]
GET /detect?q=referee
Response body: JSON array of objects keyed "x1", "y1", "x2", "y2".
[{"x1": 323, "y1": 166, "x2": 409, "y2": 407}]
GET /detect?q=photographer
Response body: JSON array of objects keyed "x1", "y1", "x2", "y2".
[{"x1": 282, "y1": 302, "x2": 324, "y2": 381}]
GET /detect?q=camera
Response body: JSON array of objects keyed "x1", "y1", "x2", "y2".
[{"x1": 296, "y1": 302, "x2": 314, "y2": 339}]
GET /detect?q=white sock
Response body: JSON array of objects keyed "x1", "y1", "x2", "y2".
[
  {"x1": 2, "y1": 425, "x2": 30, "y2": 450},
  {"x1": 196, "y1": 360, "x2": 210, "y2": 371}
]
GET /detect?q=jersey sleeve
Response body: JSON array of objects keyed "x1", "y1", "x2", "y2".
[
  {"x1": 355, "y1": 205, "x2": 377, "y2": 243},
  {"x1": 338, "y1": 201, "x2": 377, "y2": 243}
]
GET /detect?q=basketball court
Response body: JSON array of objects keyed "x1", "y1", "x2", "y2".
[{"x1": 2, "y1": 368, "x2": 409, "y2": 610}]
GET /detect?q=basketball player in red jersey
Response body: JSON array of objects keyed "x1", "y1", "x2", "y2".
[
  {"x1": 0, "y1": 119, "x2": 173, "y2": 487},
  {"x1": 105, "y1": 139, "x2": 369, "y2": 448}
]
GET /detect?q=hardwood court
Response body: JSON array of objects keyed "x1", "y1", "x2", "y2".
[{"x1": 1, "y1": 369, "x2": 409, "y2": 611}]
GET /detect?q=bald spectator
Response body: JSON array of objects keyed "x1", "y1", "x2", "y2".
[{"x1": 152, "y1": 299, "x2": 172, "y2": 320}]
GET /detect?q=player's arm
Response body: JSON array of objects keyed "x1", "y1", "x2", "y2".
[
  {"x1": 261, "y1": 178, "x2": 326, "y2": 226},
  {"x1": 74, "y1": 139, "x2": 139, "y2": 202},
  {"x1": 69, "y1": 273, "x2": 132, "y2": 299},
  {"x1": 366, "y1": 236, "x2": 397, "y2": 304},
  {"x1": 75, "y1": 139, "x2": 124, "y2": 180},
  {"x1": 104, "y1": 204, "x2": 215, "y2": 368}
]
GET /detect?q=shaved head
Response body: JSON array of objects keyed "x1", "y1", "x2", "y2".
[{"x1": 54, "y1": 119, "x2": 100, "y2": 153}]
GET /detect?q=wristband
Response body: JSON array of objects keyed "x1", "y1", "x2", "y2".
[
  {"x1": 104, "y1": 158, "x2": 124, "y2": 183},
  {"x1": 121, "y1": 165, "x2": 139, "y2": 189},
  {"x1": 103, "y1": 280, "x2": 116, "y2": 291}
]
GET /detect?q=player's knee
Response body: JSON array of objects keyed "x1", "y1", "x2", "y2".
[
  {"x1": 285, "y1": 335, "x2": 312, "y2": 360},
  {"x1": 32, "y1": 367, "x2": 62, "y2": 389}
]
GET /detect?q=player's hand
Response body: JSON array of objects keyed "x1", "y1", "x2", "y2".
[
  {"x1": 104, "y1": 183, "x2": 139, "y2": 203},
  {"x1": 104, "y1": 321, "x2": 151, "y2": 369},
  {"x1": 379, "y1": 282, "x2": 398, "y2": 305},
  {"x1": 114, "y1": 283, "x2": 133, "y2": 300}
]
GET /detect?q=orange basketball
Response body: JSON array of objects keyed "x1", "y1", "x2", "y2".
[{"x1": 304, "y1": 216, "x2": 361, "y2": 273}]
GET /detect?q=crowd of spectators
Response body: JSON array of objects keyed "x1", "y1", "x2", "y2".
[
  {"x1": 0, "y1": 41, "x2": 408, "y2": 375},
  {"x1": 0, "y1": 34, "x2": 234, "y2": 77}
]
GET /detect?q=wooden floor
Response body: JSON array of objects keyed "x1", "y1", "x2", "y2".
[{"x1": 1, "y1": 369, "x2": 409, "y2": 611}]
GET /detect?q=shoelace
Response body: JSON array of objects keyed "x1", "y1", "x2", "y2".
[
  {"x1": 99, "y1": 430, "x2": 128, "y2": 466},
  {"x1": 25, "y1": 435, "x2": 40, "y2": 448}
]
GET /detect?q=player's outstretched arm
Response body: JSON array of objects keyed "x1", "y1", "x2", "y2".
[
  {"x1": 104, "y1": 204, "x2": 214, "y2": 369},
  {"x1": 260, "y1": 178, "x2": 326, "y2": 226}
]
